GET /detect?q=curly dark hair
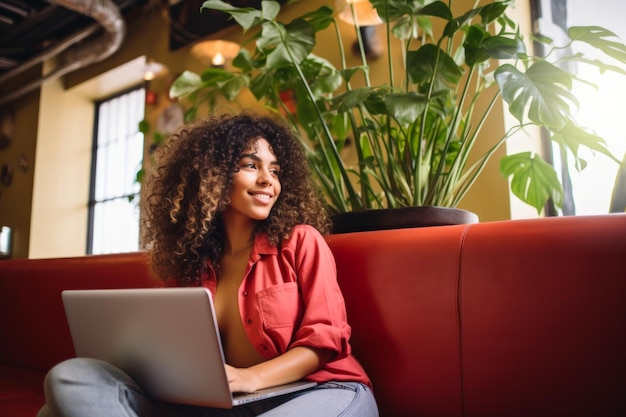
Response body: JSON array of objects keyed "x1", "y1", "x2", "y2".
[{"x1": 141, "y1": 112, "x2": 331, "y2": 285}]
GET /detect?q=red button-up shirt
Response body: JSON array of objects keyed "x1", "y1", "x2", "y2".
[{"x1": 200, "y1": 224, "x2": 372, "y2": 388}]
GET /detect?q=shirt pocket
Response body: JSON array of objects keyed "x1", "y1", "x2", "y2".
[{"x1": 256, "y1": 282, "x2": 302, "y2": 329}]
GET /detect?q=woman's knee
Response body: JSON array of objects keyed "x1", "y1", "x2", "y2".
[
  {"x1": 45, "y1": 358, "x2": 106, "y2": 388},
  {"x1": 42, "y1": 358, "x2": 149, "y2": 417},
  {"x1": 44, "y1": 357, "x2": 135, "y2": 397},
  {"x1": 262, "y1": 382, "x2": 378, "y2": 417},
  {"x1": 321, "y1": 382, "x2": 378, "y2": 417}
]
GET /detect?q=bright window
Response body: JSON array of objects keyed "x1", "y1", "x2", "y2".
[
  {"x1": 88, "y1": 87, "x2": 145, "y2": 254},
  {"x1": 536, "y1": 0, "x2": 626, "y2": 214}
]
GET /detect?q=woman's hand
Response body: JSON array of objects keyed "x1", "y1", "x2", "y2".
[
  {"x1": 225, "y1": 364, "x2": 261, "y2": 393},
  {"x1": 224, "y1": 347, "x2": 332, "y2": 393}
]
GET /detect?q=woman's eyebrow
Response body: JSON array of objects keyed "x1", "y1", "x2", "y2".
[
  {"x1": 238, "y1": 153, "x2": 280, "y2": 166},
  {"x1": 239, "y1": 152, "x2": 259, "y2": 160}
]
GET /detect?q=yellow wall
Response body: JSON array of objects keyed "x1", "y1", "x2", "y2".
[
  {"x1": 1, "y1": 0, "x2": 535, "y2": 259},
  {"x1": 28, "y1": 60, "x2": 95, "y2": 258},
  {"x1": 0, "y1": 66, "x2": 41, "y2": 259}
]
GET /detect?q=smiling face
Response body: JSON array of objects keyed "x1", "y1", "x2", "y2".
[{"x1": 223, "y1": 138, "x2": 281, "y2": 226}]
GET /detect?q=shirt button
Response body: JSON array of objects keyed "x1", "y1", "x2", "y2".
[
  {"x1": 262, "y1": 345, "x2": 268, "y2": 351},
  {"x1": 243, "y1": 291, "x2": 248, "y2": 296},
  {"x1": 246, "y1": 318, "x2": 252, "y2": 324}
]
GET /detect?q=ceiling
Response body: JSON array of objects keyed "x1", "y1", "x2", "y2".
[
  {"x1": 0, "y1": 0, "x2": 271, "y2": 105},
  {"x1": 0, "y1": 0, "x2": 153, "y2": 80}
]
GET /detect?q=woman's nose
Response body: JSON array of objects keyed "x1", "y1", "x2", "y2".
[{"x1": 257, "y1": 169, "x2": 273, "y2": 185}]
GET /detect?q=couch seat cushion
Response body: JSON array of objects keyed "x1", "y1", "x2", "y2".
[{"x1": 0, "y1": 364, "x2": 45, "y2": 417}]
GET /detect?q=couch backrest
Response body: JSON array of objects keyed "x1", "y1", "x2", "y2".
[
  {"x1": 458, "y1": 214, "x2": 626, "y2": 417},
  {"x1": 1, "y1": 214, "x2": 625, "y2": 417},
  {"x1": 327, "y1": 224, "x2": 468, "y2": 417},
  {"x1": 0, "y1": 227, "x2": 471, "y2": 417},
  {"x1": 328, "y1": 214, "x2": 626, "y2": 417},
  {"x1": 0, "y1": 253, "x2": 160, "y2": 372}
]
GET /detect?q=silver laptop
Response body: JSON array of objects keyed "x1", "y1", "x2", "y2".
[{"x1": 61, "y1": 287, "x2": 317, "y2": 408}]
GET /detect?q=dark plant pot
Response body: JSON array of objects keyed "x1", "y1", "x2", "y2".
[{"x1": 330, "y1": 206, "x2": 479, "y2": 234}]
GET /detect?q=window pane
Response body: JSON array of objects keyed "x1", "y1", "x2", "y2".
[
  {"x1": 91, "y1": 198, "x2": 141, "y2": 254},
  {"x1": 565, "y1": 0, "x2": 626, "y2": 214},
  {"x1": 89, "y1": 87, "x2": 145, "y2": 254},
  {"x1": 537, "y1": 0, "x2": 626, "y2": 214}
]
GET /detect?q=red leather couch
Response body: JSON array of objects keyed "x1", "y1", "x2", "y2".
[{"x1": 1, "y1": 215, "x2": 625, "y2": 417}]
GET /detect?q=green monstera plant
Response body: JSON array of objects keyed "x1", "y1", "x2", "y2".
[{"x1": 171, "y1": 0, "x2": 626, "y2": 214}]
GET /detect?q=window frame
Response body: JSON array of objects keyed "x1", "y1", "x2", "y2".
[{"x1": 86, "y1": 85, "x2": 146, "y2": 254}]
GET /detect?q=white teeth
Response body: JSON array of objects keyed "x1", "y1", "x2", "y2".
[{"x1": 252, "y1": 193, "x2": 271, "y2": 200}]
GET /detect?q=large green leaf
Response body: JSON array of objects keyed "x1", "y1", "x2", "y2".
[
  {"x1": 574, "y1": 57, "x2": 626, "y2": 76},
  {"x1": 370, "y1": 0, "x2": 442, "y2": 22},
  {"x1": 249, "y1": 71, "x2": 274, "y2": 100},
  {"x1": 260, "y1": 0, "x2": 280, "y2": 20},
  {"x1": 479, "y1": 1, "x2": 509, "y2": 24},
  {"x1": 295, "y1": 82, "x2": 322, "y2": 137},
  {"x1": 495, "y1": 61, "x2": 578, "y2": 128},
  {"x1": 568, "y1": 26, "x2": 626, "y2": 64},
  {"x1": 390, "y1": 15, "x2": 414, "y2": 41},
  {"x1": 339, "y1": 66, "x2": 369, "y2": 84},
  {"x1": 443, "y1": 5, "x2": 482, "y2": 38},
  {"x1": 200, "y1": 67, "x2": 237, "y2": 84},
  {"x1": 481, "y1": 35, "x2": 526, "y2": 59},
  {"x1": 500, "y1": 152, "x2": 564, "y2": 213},
  {"x1": 231, "y1": 48, "x2": 253, "y2": 72},
  {"x1": 362, "y1": 89, "x2": 388, "y2": 115},
  {"x1": 464, "y1": 25, "x2": 526, "y2": 66},
  {"x1": 298, "y1": 6, "x2": 334, "y2": 31},
  {"x1": 257, "y1": 18, "x2": 315, "y2": 69},
  {"x1": 201, "y1": 0, "x2": 261, "y2": 31},
  {"x1": 417, "y1": 1, "x2": 453, "y2": 20},
  {"x1": 384, "y1": 93, "x2": 429, "y2": 127},
  {"x1": 217, "y1": 74, "x2": 249, "y2": 100},
  {"x1": 170, "y1": 70, "x2": 202, "y2": 98},
  {"x1": 333, "y1": 88, "x2": 374, "y2": 112},
  {"x1": 463, "y1": 25, "x2": 490, "y2": 66},
  {"x1": 301, "y1": 55, "x2": 342, "y2": 98},
  {"x1": 407, "y1": 44, "x2": 463, "y2": 88},
  {"x1": 552, "y1": 121, "x2": 623, "y2": 166}
]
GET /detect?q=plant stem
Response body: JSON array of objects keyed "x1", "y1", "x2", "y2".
[
  {"x1": 445, "y1": 88, "x2": 500, "y2": 204},
  {"x1": 382, "y1": 0, "x2": 394, "y2": 89},
  {"x1": 452, "y1": 124, "x2": 524, "y2": 206},
  {"x1": 271, "y1": 19, "x2": 360, "y2": 209},
  {"x1": 333, "y1": 19, "x2": 369, "y2": 209},
  {"x1": 350, "y1": 2, "x2": 372, "y2": 87},
  {"x1": 427, "y1": 61, "x2": 476, "y2": 204}
]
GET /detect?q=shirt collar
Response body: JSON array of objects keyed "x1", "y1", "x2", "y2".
[
  {"x1": 201, "y1": 232, "x2": 277, "y2": 289},
  {"x1": 252, "y1": 232, "x2": 278, "y2": 258},
  {"x1": 204, "y1": 231, "x2": 278, "y2": 280}
]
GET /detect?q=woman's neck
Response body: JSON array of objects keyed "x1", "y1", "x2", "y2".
[{"x1": 222, "y1": 213, "x2": 256, "y2": 257}]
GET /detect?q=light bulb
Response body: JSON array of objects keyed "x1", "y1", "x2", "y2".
[{"x1": 212, "y1": 52, "x2": 225, "y2": 67}]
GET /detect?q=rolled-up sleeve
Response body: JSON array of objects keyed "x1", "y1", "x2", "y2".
[{"x1": 284, "y1": 225, "x2": 352, "y2": 359}]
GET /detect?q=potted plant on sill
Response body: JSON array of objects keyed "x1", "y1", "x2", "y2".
[{"x1": 170, "y1": 0, "x2": 626, "y2": 231}]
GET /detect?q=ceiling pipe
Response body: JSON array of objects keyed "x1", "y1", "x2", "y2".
[
  {"x1": 0, "y1": 0, "x2": 126, "y2": 106},
  {"x1": 0, "y1": 24, "x2": 99, "y2": 86}
]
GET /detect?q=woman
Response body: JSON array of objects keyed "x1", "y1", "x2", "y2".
[{"x1": 38, "y1": 113, "x2": 378, "y2": 417}]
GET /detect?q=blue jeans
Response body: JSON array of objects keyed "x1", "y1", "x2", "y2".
[{"x1": 37, "y1": 358, "x2": 379, "y2": 417}]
